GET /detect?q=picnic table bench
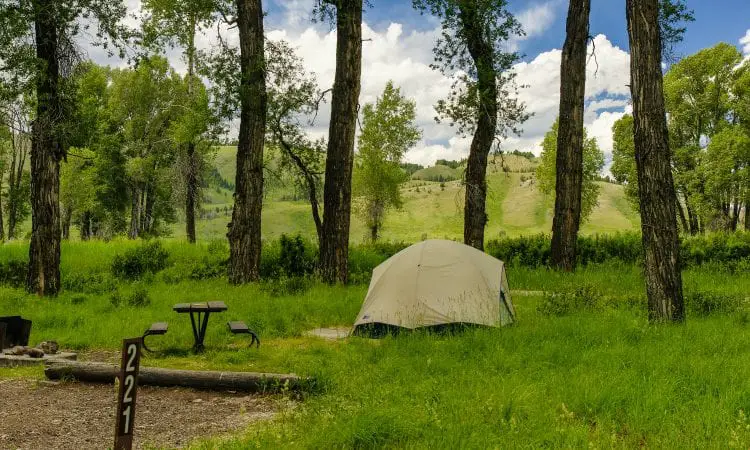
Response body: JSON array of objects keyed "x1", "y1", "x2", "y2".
[{"x1": 172, "y1": 301, "x2": 228, "y2": 352}]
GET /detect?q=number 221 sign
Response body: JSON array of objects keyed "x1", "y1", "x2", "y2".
[{"x1": 114, "y1": 337, "x2": 142, "y2": 450}]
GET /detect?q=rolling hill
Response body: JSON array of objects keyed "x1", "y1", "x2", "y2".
[{"x1": 181, "y1": 147, "x2": 640, "y2": 242}]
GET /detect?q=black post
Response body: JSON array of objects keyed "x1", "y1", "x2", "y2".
[{"x1": 114, "y1": 337, "x2": 142, "y2": 450}]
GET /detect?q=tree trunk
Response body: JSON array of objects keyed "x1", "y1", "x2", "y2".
[
  {"x1": 550, "y1": 0, "x2": 591, "y2": 271},
  {"x1": 143, "y1": 183, "x2": 155, "y2": 233},
  {"x1": 128, "y1": 185, "x2": 141, "y2": 239},
  {"x1": 185, "y1": 15, "x2": 198, "y2": 244},
  {"x1": 277, "y1": 137, "x2": 323, "y2": 247},
  {"x1": 27, "y1": 0, "x2": 62, "y2": 296},
  {"x1": 319, "y1": 0, "x2": 362, "y2": 283},
  {"x1": 745, "y1": 200, "x2": 750, "y2": 231},
  {"x1": 676, "y1": 199, "x2": 689, "y2": 233},
  {"x1": 686, "y1": 199, "x2": 699, "y2": 235},
  {"x1": 186, "y1": 142, "x2": 197, "y2": 243},
  {"x1": 0, "y1": 189, "x2": 4, "y2": 241},
  {"x1": 626, "y1": 0, "x2": 685, "y2": 322},
  {"x1": 80, "y1": 211, "x2": 92, "y2": 241},
  {"x1": 228, "y1": 0, "x2": 267, "y2": 284},
  {"x1": 460, "y1": 3, "x2": 497, "y2": 251},
  {"x1": 7, "y1": 135, "x2": 26, "y2": 240},
  {"x1": 61, "y1": 207, "x2": 71, "y2": 240}
]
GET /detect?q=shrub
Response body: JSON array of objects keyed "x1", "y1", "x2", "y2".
[
  {"x1": 62, "y1": 272, "x2": 117, "y2": 294},
  {"x1": 111, "y1": 241, "x2": 170, "y2": 280},
  {"x1": 0, "y1": 259, "x2": 28, "y2": 288},
  {"x1": 685, "y1": 291, "x2": 743, "y2": 317},
  {"x1": 538, "y1": 284, "x2": 604, "y2": 316},
  {"x1": 261, "y1": 234, "x2": 317, "y2": 279},
  {"x1": 70, "y1": 295, "x2": 87, "y2": 305},
  {"x1": 127, "y1": 286, "x2": 152, "y2": 307},
  {"x1": 260, "y1": 276, "x2": 314, "y2": 297}
]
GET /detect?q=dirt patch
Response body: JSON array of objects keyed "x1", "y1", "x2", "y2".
[{"x1": 0, "y1": 378, "x2": 280, "y2": 449}]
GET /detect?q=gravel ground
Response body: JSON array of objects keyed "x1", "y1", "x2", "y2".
[{"x1": 0, "y1": 378, "x2": 278, "y2": 449}]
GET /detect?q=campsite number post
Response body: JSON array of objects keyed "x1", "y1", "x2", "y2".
[{"x1": 114, "y1": 337, "x2": 142, "y2": 450}]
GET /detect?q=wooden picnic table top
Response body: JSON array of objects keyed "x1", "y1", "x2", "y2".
[{"x1": 172, "y1": 301, "x2": 228, "y2": 313}]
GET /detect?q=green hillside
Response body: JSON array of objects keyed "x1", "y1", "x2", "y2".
[{"x1": 187, "y1": 148, "x2": 639, "y2": 242}]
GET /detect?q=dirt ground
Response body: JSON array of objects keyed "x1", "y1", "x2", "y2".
[{"x1": 0, "y1": 378, "x2": 279, "y2": 449}]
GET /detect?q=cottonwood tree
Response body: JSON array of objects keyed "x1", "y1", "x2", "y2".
[
  {"x1": 550, "y1": 0, "x2": 590, "y2": 272},
  {"x1": 107, "y1": 57, "x2": 181, "y2": 239},
  {"x1": 536, "y1": 120, "x2": 604, "y2": 224},
  {"x1": 314, "y1": 0, "x2": 364, "y2": 283},
  {"x1": 141, "y1": 0, "x2": 219, "y2": 243},
  {"x1": 610, "y1": 115, "x2": 640, "y2": 210},
  {"x1": 264, "y1": 40, "x2": 327, "y2": 246},
  {"x1": 0, "y1": 0, "x2": 130, "y2": 295},
  {"x1": 227, "y1": 0, "x2": 267, "y2": 283},
  {"x1": 626, "y1": 0, "x2": 684, "y2": 322},
  {"x1": 0, "y1": 98, "x2": 32, "y2": 240},
  {"x1": 354, "y1": 81, "x2": 421, "y2": 241},
  {"x1": 413, "y1": 0, "x2": 529, "y2": 251},
  {"x1": 203, "y1": 35, "x2": 327, "y2": 248}
]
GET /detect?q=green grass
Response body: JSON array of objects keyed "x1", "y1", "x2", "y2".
[
  {"x1": 2, "y1": 253, "x2": 750, "y2": 447},
  {"x1": 411, "y1": 164, "x2": 461, "y2": 181}
]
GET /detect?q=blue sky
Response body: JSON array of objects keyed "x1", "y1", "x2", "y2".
[{"x1": 247, "y1": 1, "x2": 750, "y2": 166}]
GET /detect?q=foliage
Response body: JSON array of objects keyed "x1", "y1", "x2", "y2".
[
  {"x1": 413, "y1": 0, "x2": 529, "y2": 142},
  {"x1": 487, "y1": 231, "x2": 750, "y2": 269},
  {"x1": 610, "y1": 114, "x2": 639, "y2": 209},
  {"x1": 111, "y1": 241, "x2": 170, "y2": 280},
  {"x1": 658, "y1": 0, "x2": 695, "y2": 62},
  {"x1": 354, "y1": 81, "x2": 421, "y2": 241},
  {"x1": 0, "y1": 258, "x2": 28, "y2": 288},
  {"x1": 536, "y1": 120, "x2": 605, "y2": 222}
]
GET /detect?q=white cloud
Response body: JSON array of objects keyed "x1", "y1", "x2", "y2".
[
  {"x1": 741, "y1": 29, "x2": 750, "y2": 57},
  {"x1": 77, "y1": 1, "x2": 633, "y2": 172},
  {"x1": 517, "y1": 2, "x2": 557, "y2": 39}
]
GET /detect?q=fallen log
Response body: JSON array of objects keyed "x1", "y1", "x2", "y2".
[{"x1": 45, "y1": 360, "x2": 306, "y2": 393}]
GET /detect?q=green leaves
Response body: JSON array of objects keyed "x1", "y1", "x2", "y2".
[
  {"x1": 536, "y1": 120, "x2": 605, "y2": 223},
  {"x1": 354, "y1": 81, "x2": 422, "y2": 241}
]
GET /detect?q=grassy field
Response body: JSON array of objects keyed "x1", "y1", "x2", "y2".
[
  {"x1": 180, "y1": 148, "x2": 639, "y2": 243},
  {"x1": 2, "y1": 240, "x2": 750, "y2": 448}
]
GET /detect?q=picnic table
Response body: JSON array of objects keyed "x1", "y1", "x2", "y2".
[{"x1": 172, "y1": 301, "x2": 228, "y2": 351}]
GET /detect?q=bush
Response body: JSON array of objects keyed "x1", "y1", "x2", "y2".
[
  {"x1": 0, "y1": 259, "x2": 28, "y2": 288},
  {"x1": 62, "y1": 272, "x2": 117, "y2": 294},
  {"x1": 538, "y1": 284, "x2": 604, "y2": 316},
  {"x1": 487, "y1": 231, "x2": 750, "y2": 269},
  {"x1": 111, "y1": 241, "x2": 170, "y2": 280},
  {"x1": 127, "y1": 286, "x2": 152, "y2": 307},
  {"x1": 261, "y1": 234, "x2": 317, "y2": 279},
  {"x1": 686, "y1": 291, "x2": 743, "y2": 317},
  {"x1": 260, "y1": 276, "x2": 314, "y2": 297}
]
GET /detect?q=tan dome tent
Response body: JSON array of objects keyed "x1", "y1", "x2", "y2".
[{"x1": 352, "y1": 239, "x2": 515, "y2": 337}]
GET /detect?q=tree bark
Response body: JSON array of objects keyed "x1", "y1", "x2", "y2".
[
  {"x1": 0, "y1": 186, "x2": 4, "y2": 241},
  {"x1": 228, "y1": 0, "x2": 267, "y2": 284},
  {"x1": 319, "y1": 0, "x2": 362, "y2": 283},
  {"x1": 80, "y1": 211, "x2": 92, "y2": 241},
  {"x1": 626, "y1": 0, "x2": 685, "y2": 322},
  {"x1": 185, "y1": 15, "x2": 198, "y2": 244},
  {"x1": 460, "y1": 3, "x2": 497, "y2": 251},
  {"x1": 745, "y1": 200, "x2": 750, "y2": 231},
  {"x1": 128, "y1": 185, "x2": 141, "y2": 239},
  {"x1": 27, "y1": 0, "x2": 62, "y2": 296},
  {"x1": 7, "y1": 132, "x2": 27, "y2": 240},
  {"x1": 61, "y1": 206, "x2": 71, "y2": 240},
  {"x1": 550, "y1": 0, "x2": 591, "y2": 271},
  {"x1": 186, "y1": 142, "x2": 197, "y2": 243}
]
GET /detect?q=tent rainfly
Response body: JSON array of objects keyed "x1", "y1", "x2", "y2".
[{"x1": 352, "y1": 239, "x2": 515, "y2": 337}]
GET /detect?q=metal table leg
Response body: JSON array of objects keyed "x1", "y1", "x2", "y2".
[{"x1": 190, "y1": 311, "x2": 212, "y2": 352}]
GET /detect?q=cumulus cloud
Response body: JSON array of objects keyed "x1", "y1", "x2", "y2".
[
  {"x1": 77, "y1": 0, "x2": 633, "y2": 171},
  {"x1": 741, "y1": 29, "x2": 750, "y2": 57}
]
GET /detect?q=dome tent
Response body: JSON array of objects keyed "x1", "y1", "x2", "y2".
[{"x1": 352, "y1": 240, "x2": 515, "y2": 337}]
